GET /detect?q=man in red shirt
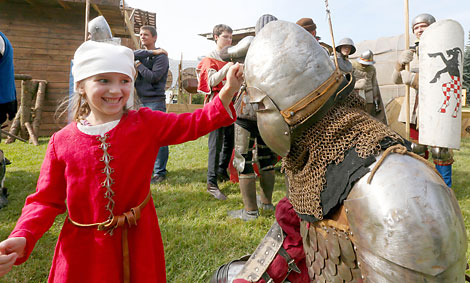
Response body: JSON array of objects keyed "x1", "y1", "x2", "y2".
[{"x1": 196, "y1": 24, "x2": 235, "y2": 200}]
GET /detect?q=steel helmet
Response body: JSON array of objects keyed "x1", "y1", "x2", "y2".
[
  {"x1": 335, "y1": 37, "x2": 356, "y2": 55},
  {"x1": 356, "y1": 49, "x2": 375, "y2": 65},
  {"x1": 411, "y1": 13, "x2": 436, "y2": 30},
  {"x1": 244, "y1": 20, "x2": 353, "y2": 157}
]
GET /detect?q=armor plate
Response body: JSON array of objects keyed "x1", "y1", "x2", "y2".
[
  {"x1": 419, "y1": 19, "x2": 464, "y2": 149},
  {"x1": 235, "y1": 221, "x2": 284, "y2": 281},
  {"x1": 344, "y1": 152, "x2": 467, "y2": 281},
  {"x1": 88, "y1": 16, "x2": 113, "y2": 42}
]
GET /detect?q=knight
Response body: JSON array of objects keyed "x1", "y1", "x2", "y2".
[
  {"x1": 211, "y1": 20, "x2": 466, "y2": 282},
  {"x1": 392, "y1": 13, "x2": 457, "y2": 188}
]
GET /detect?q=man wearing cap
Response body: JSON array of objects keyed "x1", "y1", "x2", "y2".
[
  {"x1": 296, "y1": 17, "x2": 333, "y2": 54},
  {"x1": 392, "y1": 13, "x2": 454, "y2": 188},
  {"x1": 134, "y1": 25, "x2": 170, "y2": 184},
  {"x1": 353, "y1": 49, "x2": 387, "y2": 123}
]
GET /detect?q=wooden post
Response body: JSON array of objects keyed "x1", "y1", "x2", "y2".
[
  {"x1": 25, "y1": 122, "x2": 39, "y2": 146},
  {"x1": 32, "y1": 80, "x2": 47, "y2": 137},
  {"x1": 5, "y1": 111, "x2": 21, "y2": 144},
  {"x1": 84, "y1": 0, "x2": 90, "y2": 41},
  {"x1": 404, "y1": 0, "x2": 411, "y2": 140},
  {"x1": 124, "y1": 9, "x2": 140, "y2": 49},
  {"x1": 178, "y1": 53, "x2": 183, "y2": 104},
  {"x1": 19, "y1": 80, "x2": 38, "y2": 141}
]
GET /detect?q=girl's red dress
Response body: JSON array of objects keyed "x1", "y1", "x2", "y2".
[{"x1": 10, "y1": 98, "x2": 236, "y2": 282}]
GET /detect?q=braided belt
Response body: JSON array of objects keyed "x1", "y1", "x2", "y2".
[{"x1": 68, "y1": 191, "x2": 152, "y2": 283}]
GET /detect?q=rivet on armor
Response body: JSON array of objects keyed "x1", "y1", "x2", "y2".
[
  {"x1": 358, "y1": 262, "x2": 361, "y2": 267},
  {"x1": 272, "y1": 243, "x2": 275, "y2": 247},
  {"x1": 284, "y1": 132, "x2": 288, "y2": 135},
  {"x1": 261, "y1": 259, "x2": 264, "y2": 264},
  {"x1": 361, "y1": 275, "x2": 365, "y2": 279},
  {"x1": 255, "y1": 268, "x2": 259, "y2": 272},
  {"x1": 266, "y1": 251, "x2": 269, "y2": 255},
  {"x1": 249, "y1": 276, "x2": 252, "y2": 280},
  {"x1": 290, "y1": 111, "x2": 295, "y2": 117},
  {"x1": 345, "y1": 208, "x2": 349, "y2": 214}
]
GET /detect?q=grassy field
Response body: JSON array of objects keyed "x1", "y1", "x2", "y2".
[{"x1": 0, "y1": 136, "x2": 469, "y2": 282}]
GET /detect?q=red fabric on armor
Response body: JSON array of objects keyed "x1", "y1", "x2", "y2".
[{"x1": 234, "y1": 197, "x2": 309, "y2": 283}]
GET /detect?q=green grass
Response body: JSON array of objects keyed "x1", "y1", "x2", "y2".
[{"x1": 0, "y1": 136, "x2": 469, "y2": 282}]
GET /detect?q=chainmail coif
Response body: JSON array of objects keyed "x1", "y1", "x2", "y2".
[{"x1": 282, "y1": 92, "x2": 403, "y2": 219}]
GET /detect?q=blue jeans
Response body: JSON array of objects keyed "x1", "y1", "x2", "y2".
[{"x1": 142, "y1": 101, "x2": 169, "y2": 177}]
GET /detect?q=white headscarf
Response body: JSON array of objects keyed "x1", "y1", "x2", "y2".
[{"x1": 72, "y1": 40, "x2": 136, "y2": 108}]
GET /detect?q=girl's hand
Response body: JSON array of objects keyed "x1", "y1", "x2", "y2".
[
  {"x1": 0, "y1": 237, "x2": 26, "y2": 277},
  {"x1": 219, "y1": 63, "x2": 244, "y2": 107}
]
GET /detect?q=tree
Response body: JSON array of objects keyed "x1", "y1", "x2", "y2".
[{"x1": 463, "y1": 31, "x2": 470, "y2": 105}]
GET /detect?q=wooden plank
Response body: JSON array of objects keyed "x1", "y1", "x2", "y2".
[
  {"x1": 62, "y1": 0, "x2": 120, "y2": 6},
  {"x1": 166, "y1": 104, "x2": 204, "y2": 114},
  {"x1": 57, "y1": 0, "x2": 71, "y2": 9},
  {"x1": 123, "y1": 9, "x2": 140, "y2": 49}
]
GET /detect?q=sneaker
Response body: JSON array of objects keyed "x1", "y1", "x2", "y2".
[
  {"x1": 151, "y1": 175, "x2": 166, "y2": 184},
  {"x1": 256, "y1": 195, "x2": 275, "y2": 211},
  {"x1": 207, "y1": 183, "x2": 227, "y2": 200},
  {"x1": 228, "y1": 209, "x2": 259, "y2": 221},
  {"x1": 217, "y1": 171, "x2": 230, "y2": 182}
]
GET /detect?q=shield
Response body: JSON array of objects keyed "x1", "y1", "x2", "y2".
[
  {"x1": 418, "y1": 19, "x2": 464, "y2": 149},
  {"x1": 181, "y1": 67, "x2": 198, "y2": 93}
]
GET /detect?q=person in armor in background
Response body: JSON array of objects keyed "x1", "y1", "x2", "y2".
[
  {"x1": 196, "y1": 24, "x2": 236, "y2": 200},
  {"x1": 353, "y1": 49, "x2": 387, "y2": 124},
  {"x1": 392, "y1": 13, "x2": 453, "y2": 187},
  {"x1": 0, "y1": 31, "x2": 17, "y2": 208},
  {"x1": 228, "y1": 14, "x2": 278, "y2": 221},
  {"x1": 334, "y1": 37, "x2": 355, "y2": 74},
  {"x1": 211, "y1": 20, "x2": 466, "y2": 283},
  {"x1": 134, "y1": 25, "x2": 170, "y2": 184},
  {"x1": 296, "y1": 17, "x2": 333, "y2": 54}
]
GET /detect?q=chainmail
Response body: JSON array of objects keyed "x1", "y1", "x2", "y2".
[{"x1": 282, "y1": 92, "x2": 403, "y2": 219}]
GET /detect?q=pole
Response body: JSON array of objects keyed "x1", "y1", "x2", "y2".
[
  {"x1": 404, "y1": 0, "x2": 411, "y2": 139},
  {"x1": 324, "y1": 0, "x2": 338, "y2": 69},
  {"x1": 84, "y1": 0, "x2": 90, "y2": 42}
]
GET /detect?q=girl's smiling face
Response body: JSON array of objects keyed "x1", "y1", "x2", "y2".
[{"x1": 78, "y1": 72, "x2": 132, "y2": 125}]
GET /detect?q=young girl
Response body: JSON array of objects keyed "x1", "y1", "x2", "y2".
[{"x1": 0, "y1": 40, "x2": 242, "y2": 282}]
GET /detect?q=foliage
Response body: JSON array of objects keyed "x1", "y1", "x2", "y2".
[
  {"x1": 464, "y1": 31, "x2": 470, "y2": 98},
  {"x1": 0, "y1": 137, "x2": 469, "y2": 282}
]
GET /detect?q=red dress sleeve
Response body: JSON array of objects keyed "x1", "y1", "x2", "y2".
[
  {"x1": 146, "y1": 96, "x2": 236, "y2": 147},
  {"x1": 9, "y1": 134, "x2": 67, "y2": 264}
]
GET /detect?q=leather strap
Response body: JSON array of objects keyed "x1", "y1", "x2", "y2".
[{"x1": 68, "y1": 191, "x2": 152, "y2": 283}]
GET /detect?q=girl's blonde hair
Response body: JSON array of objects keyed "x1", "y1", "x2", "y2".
[{"x1": 55, "y1": 80, "x2": 90, "y2": 124}]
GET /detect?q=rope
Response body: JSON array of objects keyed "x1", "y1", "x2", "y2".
[{"x1": 367, "y1": 144, "x2": 442, "y2": 184}]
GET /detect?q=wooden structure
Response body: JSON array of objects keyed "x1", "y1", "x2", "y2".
[
  {"x1": 0, "y1": 0, "x2": 155, "y2": 136},
  {"x1": 199, "y1": 26, "x2": 255, "y2": 45}
]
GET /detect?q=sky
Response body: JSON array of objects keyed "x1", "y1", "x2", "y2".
[{"x1": 125, "y1": 0, "x2": 470, "y2": 61}]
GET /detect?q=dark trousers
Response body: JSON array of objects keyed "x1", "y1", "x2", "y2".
[
  {"x1": 207, "y1": 124, "x2": 234, "y2": 185},
  {"x1": 142, "y1": 101, "x2": 169, "y2": 177}
]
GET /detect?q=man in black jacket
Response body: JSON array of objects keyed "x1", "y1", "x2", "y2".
[{"x1": 134, "y1": 26, "x2": 170, "y2": 183}]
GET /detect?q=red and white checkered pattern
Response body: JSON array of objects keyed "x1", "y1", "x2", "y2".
[{"x1": 439, "y1": 75, "x2": 461, "y2": 118}]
